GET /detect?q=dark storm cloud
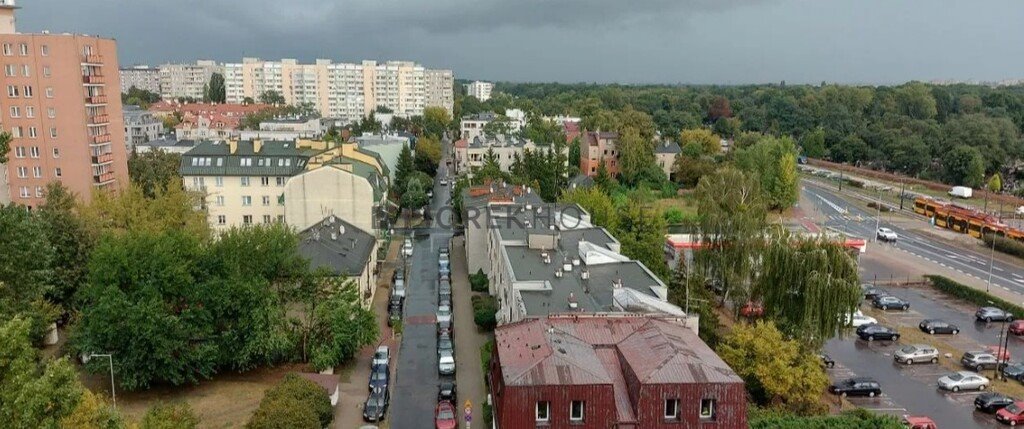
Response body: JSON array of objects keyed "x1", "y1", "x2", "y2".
[{"x1": 14, "y1": 0, "x2": 1024, "y2": 84}]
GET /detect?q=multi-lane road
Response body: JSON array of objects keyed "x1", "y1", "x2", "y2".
[{"x1": 803, "y1": 180, "x2": 1024, "y2": 297}]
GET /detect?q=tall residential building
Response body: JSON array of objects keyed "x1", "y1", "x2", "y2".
[
  {"x1": 119, "y1": 65, "x2": 160, "y2": 94},
  {"x1": 122, "y1": 105, "x2": 161, "y2": 150},
  {"x1": 0, "y1": 0, "x2": 129, "y2": 208},
  {"x1": 224, "y1": 58, "x2": 453, "y2": 124},
  {"x1": 158, "y1": 60, "x2": 222, "y2": 100},
  {"x1": 465, "y1": 80, "x2": 493, "y2": 101}
]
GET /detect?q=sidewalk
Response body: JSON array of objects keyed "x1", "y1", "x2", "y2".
[
  {"x1": 451, "y1": 236, "x2": 492, "y2": 428},
  {"x1": 334, "y1": 238, "x2": 402, "y2": 429}
]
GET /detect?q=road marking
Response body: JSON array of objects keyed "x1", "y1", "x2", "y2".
[
  {"x1": 1014, "y1": 273, "x2": 1024, "y2": 279},
  {"x1": 994, "y1": 266, "x2": 1005, "y2": 272}
]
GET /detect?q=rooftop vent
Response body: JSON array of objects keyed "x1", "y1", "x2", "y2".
[
  {"x1": 331, "y1": 232, "x2": 338, "y2": 240},
  {"x1": 572, "y1": 258, "x2": 581, "y2": 267},
  {"x1": 612, "y1": 278, "x2": 623, "y2": 289},
  {"x1": 562, "y1": 259, "x2": 572, "y2": 272},
  {"x1": 568, "y1": 292, "x2": 578, "y2": 309},
  {"x1": 581, "y1": 269, "x2": 590, "y2": 280},
  {"x1": 542, "y1": 252, "x2": 550, "y2": 264},
  {"x1": 525, "y1": 204, "x2": 533, "y2": 211}
]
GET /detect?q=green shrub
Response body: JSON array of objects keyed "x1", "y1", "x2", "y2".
[
  {"x1": 926, "y1": 275, "x2": 1024, "y2": 317},
  {"x1": 983, "y1": 233, "x2": 1024, "y2": 260},
  {"x1": 750, "y1": 407, "x2": 903, "y2": 429},
  {"x1": 480, "y1": 339, "x2": 495, "y2": 376},
  {"x1": 250, "y1": 373, "x2": 332, "y2": 429},
  {"x1": 469, "y1": 269, "x2": 489, "y2": 292},
  {"x1": 846, "y1": 178, "x2": 865, "y2": 188},
  {"x1": 245, "y1": 396, "x2": 319, "y2": 429},
  {"x1": 866, "y1": 201, "x2": 891, "y2": 212},
  {"x1": 482, "y1": 402, "x2": 493, "y2": 426},
  {"x1": 141, "y1": 402, "x2": 199, "y2": 429},
  {"x1": 471, "y1": 295, "x2": 498, "y2": 331}
]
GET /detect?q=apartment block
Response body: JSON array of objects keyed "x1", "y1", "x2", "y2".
[
  {"x1": 119, "y1": 65, "x2": 160, "y2": 94},
  {"x1": 224, "y1": 58, "x2": 453, "y2": 123},
  {"x1": 0, "y1": 1, "x2": 128, "y2": 208},
  {"x1": 123, "y1": 105, "x2": 161, "y2": 150},
  {"x1": 159, "y1": 60, "x2": 222, "y2": 100},
  {"x1": 580, "y1": 131, "x2": 620, "y2": 177},
  {"x1": 465, "y1": 80, "x2": 494, "y2": 101}
]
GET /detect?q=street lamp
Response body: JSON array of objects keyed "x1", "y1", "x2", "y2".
[
  {"x1": 873, "y1": 189, "x2": 882, "y2": 242},
  {"x1": 88, "y1": 353, "x2": 116, "y2": 409}
]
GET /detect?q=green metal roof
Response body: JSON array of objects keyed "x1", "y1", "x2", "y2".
[{"x1": 179, "y1": 140, "x2": 326, "y2": 177}]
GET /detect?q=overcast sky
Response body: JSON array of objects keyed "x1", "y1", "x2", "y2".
[{"x1": 17, "y1": 0, "x2": 1024, "y2": 84}]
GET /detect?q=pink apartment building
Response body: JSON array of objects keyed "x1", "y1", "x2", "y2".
[{"x1": 0, "y1": 0, "x2": 128, "y2": 208}]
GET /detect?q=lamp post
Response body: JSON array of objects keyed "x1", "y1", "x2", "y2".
[
  {"x1": 90, "y1": 353, "x2": 116, "y2": 409},
  {"x1": 873, "y1": 189, "x2": 882, "y2": 242}
]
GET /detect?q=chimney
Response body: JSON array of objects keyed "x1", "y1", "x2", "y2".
[
  {"x1": 228, "y1": 140, "x2": 238, "y2": 154},
  {"x1": 253, "y1": 138, "x2": 263, "y2": 153}
]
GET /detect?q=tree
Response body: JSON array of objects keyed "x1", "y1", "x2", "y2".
[
  {"x1": 0, "y1": 131, "x2": 11, "y2": 164},
  {"x1": 242, "y1": 96, "x2": 255, "y2": 105},
  {"x1": 713, "y1": 117, "x2": 741, "y2": 139},
  {"x1": 257, "y1": 373, "x2": 333, "y2": 428},
  {"x1": 394, "y1": 143, "x2": 415, "y2": 195},
  {"x1": 423, "y1": 106, "x2": 452, "y2": 139},
  {"x1": 61, "y1": 390, "x2": 125, "y2": 429},
  {"x1": 475, "y1": 148, "x2": 505, "y2": 183},
  {"x1": 401, "y1": 175, "x2": 430, "y2": 211},
  {"x1": 716, "y1": 321, "x2": 829, "y2": 415},
  {"x1": 205, "y1": 73, "x2": 226, "y2": 103},
  {"x1": 482, "y1": 115, "x2": 512, "y2": 139},
  {"x1": 798, "y1": 128, "x2": 826, "y2": 159},
  {"x1": 568, "y1": 137, "x2": 581, "y2": 171},
  {"x1": 258, "y1": 90, "x2": 285, "y2": 105},
  {"x1": 735, "y1": 136, "x2": 799, "y2": 211},
  {"x1": 678, "y1": 128, "x2": 720, "y2": 155},
  {"x1": 246, "y1": 396, "x2": 319, "y2": 429},
  {"x1": 673, "y1": 153, "x2": 716, "y2": 188},
  {"x1": 616, "y1": 128, "x2": 655, "y2": 186},
  {"x1": 128, "y1": 150, "x2": 183, "y2": 198},
  {"x1": 80, "y1": 183, "x2": 208, "y2": 240},
  {"x1": 1, "y1": 318, "x2": 87, "y2": 429},
  {"x1": 140, "y1": 402, "x2": 199, "y2": 429},
  {"x1": 559, "y1": 187, "x2": 617, "y2": 231},
  {"x1": 614, "y1": 198, "x2": 669, "y2": 278},
  {"x1": 0, "y1": 204, "x2": 56, "y2": 342},
  {"x1": 894, "y1": 82, "x2": 937, "y2": 120},
  {"x1": 942, "y1": 145, "x2": 985, "y2": 187},
  {"x1": 38, "y1": 182, "x2": 94, "y2": 310},
  {"x1": 666, "y1": 257, "x2": 721, "y2": 346},
  {"x1": 707, "y1": 96, "x2": 733, "y2": 122},
  {"x1": 307, "y1": 277, "x2": 378, "y2": 372},
  {"x1": 415, "y1": 135, "x2": 442, "y2": 175}
]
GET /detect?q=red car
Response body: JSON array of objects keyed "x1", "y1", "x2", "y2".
[
  {"x1": 435, "y1": 400, "x2": 457, "y2": 429},
  {"x1": 996, "y1": 401, "x2": 1024, "y2": 426},
  {"x1": 740, "y1": 301, "x2": 764, "y2": 318},
  {"x1": 1010, "y1": 320, "x2": 1024, "y2": 336},
  {"x1": 988, "y1": 345, "x2": 1012, "y2": 361},
  {"x1": 902, "y1": 415, "x2": 937, "y2": 429}
]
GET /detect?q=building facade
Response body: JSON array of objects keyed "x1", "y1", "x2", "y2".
[
  {"x1": 0, "y1": 1, "x2": 128, "y2": 208},
  {"x1": 224, "y1": 58, "x2": 453, "y2": 123},
  {"x1": 465, "y1": 80, "x2": 493, "y2": 101},
  {"x1": 580, "y1": 131, "x2": 619, "y2": 177},
  {"x1": 239, "y1": 116, "x2": 325, "y2": 141},
  {"x1": 119, "y1": 65, "x2": 160, "y2": 94},
  {"x1": 158, "y1": 60, "x2": 222, "y2": 100},
  {"x1": 654, "y1": 140, "x2": 680, "y2": 179},
  {"x1": 123, "y1": 105, "x2": 161, "y2": 150},
  {"x1": 453, "y1": 135, "x2": 537, "y2": 174}
]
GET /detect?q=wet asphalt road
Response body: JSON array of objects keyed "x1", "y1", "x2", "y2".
[{"x1": 389, "y1": 154, "x2": 454, "y2": 427}]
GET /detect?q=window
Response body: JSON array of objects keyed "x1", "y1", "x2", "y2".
[
  {"x1": 27, "y1": 127, "x2": 36, "y2": 138},
  {"x1": 45, "y1": 87, "x2": 53, "y2": 98},
  {"x1": 32, "y1": 166, "x2": 42, "y2": 178},
  {"x1": 260, "y1": 176, "x2": 270, "y2": 186},
  {"x1": 29, "y1": 146, "x2": 39, "y2": 158},
  {"x1": 52, "y1": 148, "x2": 59, "y2": 158},
  {"x1": 25, "y1": 106, "x2": 34, "y2": 118},
  {"x1": 42, "y1": 66, "x2": 50, "y2": 77},
  {"x1": 215, "y1": 176, "x2": 223, "y2": 187},
  {"x1": 4, "y1": 64, "x2": 13, "y2": 76},
  {"x1": 217, "y1": 215, "x2": 226, "y2": 225},
  {"x1": 35, "y1": 186, "x2": 43, "y2": 198},
  {"x1": 263, "y1": 215, "x2": 271, "y2": 224},
  {"x1": 21, "y1": 64, "x2": 28, "y2": 77},
  {"x1": 192, "y1": 177, "x2": 204, "y2": 188},
  {"x1": 14, "y1": 147, "x2": 25, "y2": 158},
  {"x1": 15, "y1": 166, "x2": 26, "y2": 178},
  {"x1": 240, "y1": 176, "x2": 250, "y2": 186},
  {"x1": 699, "y1": 399, "x2": 716, "y2": 420},
  {"x1": 276, "y1": 177, "x2": 285, "y2": 186},
  {"x1": 54, "y1": 167, "x2": 61, "y2": 177},
  {"x1": 664, "y1": 399, "x2": 680, "y2": 421},
  {"x1": 40, "y1": 45, "x2": 48, "y2": 56},
  {"x1": 216, "y1": 157, "x2": 223, "y2": 166},
  {"x1": 10, "y1": 106, "x2": 19, "y2": 117},
  {"x1": 261, "y1": 196, "x2": 270, "y2": 206},
  {"x1": 11, "y1": 126, "x2": 21, "y2": 138},
  {"x1": 19, "y1": 186, "x2": 29, "y2": 198},
  {"x1": 7, "y1": 85, "x2": 17, "y2": 97},
  {"x1": 47, "y1": 108, "x2": 55, "y2": 118},
  {"x1": 535, "y1": 401, "x2": 550, "y2": 422},
  {"x1": 240, "y1": 157, "x2": 252, "y2": 166},
  {"x1": 49, "y1": 128, "x2": 56, "y2": 138},
  {"x1": 243, "y1": 215, "x2": 252, "y2": 225},
  {"x1": 242, "y1": 196, "x2": 252, "y2": 206},
  {"x1": 2, "y1": 43, "x2": 11, "y2": 56},
  {"x1": 23, "y1": 86, "x2": 31, "y2": 98},
  {"x1": 570, "y1": 401, "x2": 584, "y2": 422},
  {"x1": 19, "y1": 43, "x2": 28, "y2": 56}
]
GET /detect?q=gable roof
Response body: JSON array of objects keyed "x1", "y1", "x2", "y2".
[
  {"x1": 298, "y1": 216, "x2": 376, "y2": 277},
  {"x1": 655, "y1": 140, "x2": 682, "y2": 154}
]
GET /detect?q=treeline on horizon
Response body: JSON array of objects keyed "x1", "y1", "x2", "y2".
[{"x1": 456, "y1": 81, "x2": 1024, "y2": 191}]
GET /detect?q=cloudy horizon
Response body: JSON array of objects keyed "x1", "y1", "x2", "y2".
[{"x1": 16, "y1": 0, "x2": 1024, "y2": 85}]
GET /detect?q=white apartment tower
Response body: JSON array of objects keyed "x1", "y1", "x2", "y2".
[
  {"x1": 465, "y1": 81, "x2": 494, "y2": 101},
  {"x1": 158, "y1": 60, "x2": 223, "y2": 100}
]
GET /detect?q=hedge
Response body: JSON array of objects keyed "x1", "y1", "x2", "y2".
[
  {"x1": 471, "y1": 295, "x2": 498, "y2": 331},
  {"x1": 926, "y1": 275, "x2": 1024, "y2": 318},
  {"x1": 750, "y1": 408, "x2": 902, "y2": 429},
  {"x1": 469, "y1": 269, "x2": 489, "y2": 292},
  {"x1": 982, "y1": 233, "x2": 1024, "y2": 260}
]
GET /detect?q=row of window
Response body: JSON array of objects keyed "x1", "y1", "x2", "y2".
[
  {"x1": 209, "y1": 195, "x2": 280, "y2": 207},
  {"x1": 11, "y1": 146, "x2": 58, "y2": 159},
  {"x1": 190, "y1": 176, "x2": 287, "y2": 188},
  {"x1": 216, "y1": 214, "x2": 282, "y2": 226},
  {"x1": 10, "y1": 126, "x2": 58, "y2": 139},
  {"x1": 4, "y1": 64, "x2": 48, "y2": 78},
  {"x1": 14, "y1": 166, "x2": 61, "y2": 179},
  {"x1": 17, "y1": 186, "x2": 45, "y2": 199},
  {"x1": 531, "y1": 398, "x2": 716, "y2": 423},
  {"x1": 1, "y1": 42, "x2": 47, "y2": 57}
]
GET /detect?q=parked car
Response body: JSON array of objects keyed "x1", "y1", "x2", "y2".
[
  {"x1": 439, "y1": 263, "x2": 451, "y2": 278},
  {"x1": 438, "y1": 332, "x2": 454, "y2": 358},
  {"x1": 438, "y1": 381, "x2": 457, "y2": 402},
  {"x1": 1010, "y1": 320, "x2": 1024, "y2": 335},
  {"x1": 437, "y1": 319, "x2": 452, "y2": 337},
  {"x1": 862, "y1": 284, "x2": 888, "y2": 300},
  {"x1": 368, "y1": 365, "x2": 389, "y2": 392},
  {"x1": 436, "y1": 304, "x2": 452, "y2": 324},
  {"x1": 938, "y1": 371, "x2": 990, "y2": 392},
  {"x1": 403, "y1": 238, "x2": 414, "y2": 257},
  {"x1": 877, "y1": 227, "x2": 898, "y2": 242},
  {"x1": 902, "y1": 416, "x2": 937, "y2": 429},
  {"x1": 439, "y1": 246, "x2": 450, "y2": 257},
  {"x1": 856, "y1": 324, "x2": 901, "y2": 341},
  {"x1": 739, "y1": 301, "x2": 764, "y2": 318},
  {"x1": 977, "y1": 306, "x2": 1014, "y2": 323},
  {"x1": 873, "y1": 295, "x2": 909, "y2": 311},
  {"x1": 392, "y1": 279, "x2": 406, "y2": 301},
  {"x1": 919, "y1": 319, "x2": 959, "y2": 335},
  {"x1": 1004, "y1": 363, "x2": 1024, "y2": 381},
  {"x1": 962, "y1": 351, "x2": 1001, "y2": 371},
  {"x1": 846, "y1": 310, "x2": 877, "y2": 327},
  {"x1": 829, "y1": 377, "x2": 881, "y2": 397},
  {"x1": 438, "y1": 350, "x2": 456, "y2": 376},
  {"x1": 894, "y1": 344, "x2": 939, "y2": 365},
  {"x1": 363, "y1": 387, "x2": 390, "y2": 422},
  {"x1": 372, "y1": 345, "x2": 390, "y2": 368},
  {"x1": 989, "y1": 345, "x2": 1013, "y2": 361},
  {"x1": 439, "y1": 178, "x2": 448, "y2": 186},
  {"x1": 388, "y1": 303, "x2": 402, "y2": 327},
  {"x1": 435, "y1": 400, "x2": 457, "y2": 429},
  {"x1": 975, "y1": 392, "x2": 1016, "y2": 414},
  {"x1": 819, "y1": 354, "x2": 835, "y2": 368},
  {"x1": 439, "y1": 281, "x2": 452, "y2": 304},
  {"x1": 997, "y1": 401, "x2": 1024, "y2": 426},
  {"x1": 392, "y1": 266, "x2": 405, "y2": 283}
]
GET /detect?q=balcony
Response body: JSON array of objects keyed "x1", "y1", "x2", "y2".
[
  {"x1": 83, "y1": 54, "x2": 104, "y2": 64},
  {"x1": 91, "y1": 134, "x2": 111, "y2": 144},
  {"x1": 86, "y1": 95, "x2": 107, "y2": 105},
  {"x1": 89, "y1": 114, "x2": 109, "y2": 125},
  {"x1": 91, "y1": 153, "x2": 114, "y2": 165},
  {"x1": 82, "y1": 75, "x2": 105, "y2": 85},
  {"x1": 93, "y1": 172, "x2": 115, "y2": 184}
]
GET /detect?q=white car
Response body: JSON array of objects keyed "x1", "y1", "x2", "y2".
[
  {"x1": 436, "y1": 304, "x2": 452, "y2": 324},
  {"x1": 403, "y1": 238, "x2": 413, "y2": 257},
  {"x1": 440, "y1": 178, "x2": 448, "y2": 186},
  {"x1": 938, "y1": 371, "x2": 989, "y2": 392},
  {"x1": 876, "y1": 227, "x2": 898, "y2": 242},
  {"x1": 845, "y1": 310, "x2": 877, "y2": 327},
  {"x1": 372, "y1": 345, "x2": 390, "y2": 368},
  {"x1": 438, "y1": 351, "x2": 455, "y2": 375}
]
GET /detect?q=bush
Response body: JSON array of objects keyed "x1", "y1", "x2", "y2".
[
  {"x1": 471, "y1": 295, "x2": 498, "y2": 331},
  {"x1": 480, "y1": 339, "x2": 495, "y2": 376},
  {"x1": 246, "y1": 396, "x2": 319, "y2": 429},
  {"x1": 983, "y1": 233, "x2": 1024, "y2": 260},
  {"x1": 469, "y1": 269, "x2": 489, "y2": 292},
  {"x1": 866, "y1": 201, "x2": 891, "y2": 212},
  {"x1": 750, "y1": 407, "x2": 903, "y2": 429},
  {"x1": 140, "y1": 402, "x2": 199, "y2": 429},
  {"x1": 249, "y1": 373, "x2": 332, "y2": 429},
  {"x1": 845, "y1": 178, "x2": 865, "y2": 188},
  {"x1": 926, "y1": 275, "x2": 1024, "y2": 317}
]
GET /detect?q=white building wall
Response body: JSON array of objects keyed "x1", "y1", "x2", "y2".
[{"x1": 284, "y1": 165, "x2": 377, "y2": 233}]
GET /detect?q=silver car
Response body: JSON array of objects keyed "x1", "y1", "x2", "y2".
[
  {"x1": 436, "y1": 304, "x2": 452, "y2": 324},
  {"x1": 438, "y1": 350, "x2": 455, "y2": 375},
  {"x1": 938, "y1": 371, "x2": 990, "y2": 392},
  {"x1": 894, "y1": 344, "x2": 939, "y2": 365}
]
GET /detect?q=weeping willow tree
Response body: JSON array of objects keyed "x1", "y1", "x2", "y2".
[
  {"x1": 755, "y1": 231, "x2": 861, "y2": 348},
  {"x1": 694, "y1": 167, "x2": 768, "y2": 306}
]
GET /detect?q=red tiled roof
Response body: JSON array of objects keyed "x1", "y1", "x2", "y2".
[
  {"x1": 149, "y1": 101, "x2": 271, "y2": 117},
  {"x1": 454, "y1": 138, "x2": 468, "y2": 148}
]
